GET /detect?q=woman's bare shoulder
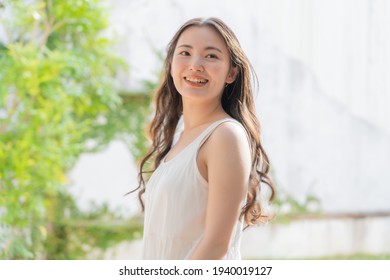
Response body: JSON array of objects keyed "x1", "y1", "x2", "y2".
[
  {"x1": 212, "y1": 120, "x2": 249, "y2": 145},
  {"x1": 206, "y1": 120, "x2": 251, "y2": 160},
  {"x1": 203, "y1": 119, "x2": 252, "y2": 188}
]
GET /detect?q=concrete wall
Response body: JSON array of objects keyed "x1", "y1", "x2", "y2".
[
  {"x1": 69, "y1": 0, "x2": 390, "y2": 216},
  {"x1": 90, "y1": 216, "x2": 390, "y2": 259},
  {"x1": 241, "y1": 216, "x2": 390, "y2": 259}
]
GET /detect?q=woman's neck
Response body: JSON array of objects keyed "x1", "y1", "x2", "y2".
[{"x1": 181, "y1": 98, "x2": 229, "y2": 131}]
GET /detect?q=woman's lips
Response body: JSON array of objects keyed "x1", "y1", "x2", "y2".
[
  {"x1": 184, "y1": 76, "x2": 209, "y2": 87},
  {"x1": 184, "y1": 77, "x2": 208, "y2": 83}
]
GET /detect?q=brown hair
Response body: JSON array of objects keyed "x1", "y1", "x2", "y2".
[{"x1": 133, "y1": 17, "x2": 275, "y2": 228}]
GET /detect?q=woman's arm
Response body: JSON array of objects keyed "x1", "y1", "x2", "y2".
[{"x1": 190, "y1": 122, "x2": 251, "y2": 259}]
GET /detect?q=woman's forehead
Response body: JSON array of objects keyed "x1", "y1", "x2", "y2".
[{"x1": 176, "y1": 25, "x2": 228, "y2": 51}]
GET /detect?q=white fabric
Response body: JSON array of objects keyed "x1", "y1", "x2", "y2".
[{"x1": 141, "y1": 118, "x2": 247, "y2": 260}]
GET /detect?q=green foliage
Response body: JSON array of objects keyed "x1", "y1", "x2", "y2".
[
  {"x1": 43, "y1": 191, "x2": 143, "y2": 260},
  {"x1": 272, "y1": 190, "x2": 322, "y2": 224},
  {"x1": 268, "y1": 170, "x2": 322, "y2": 224},
  {"x1": 0, "y1": 0, "x2": 150, "y2": 259},
  {"x1": 84, "y1": 92, "x2": 151, "y2": 160}
]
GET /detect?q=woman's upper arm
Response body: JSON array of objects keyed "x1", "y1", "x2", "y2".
[{"x1": 202, "y1": 122, "x2": 251, "y2": 248}]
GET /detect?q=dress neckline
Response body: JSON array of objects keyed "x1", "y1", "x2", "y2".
[{"x1": 162, "y1": 118, "x2": 236, "y2": 165}]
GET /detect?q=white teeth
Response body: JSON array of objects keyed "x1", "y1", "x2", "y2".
[{"x1": 185, "y1": 77, "x2": 207, "y2": 83}]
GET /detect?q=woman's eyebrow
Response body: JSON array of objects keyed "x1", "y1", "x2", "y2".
[{"x1": 177, "y1": 44, "x2": 223, "y2": 53}]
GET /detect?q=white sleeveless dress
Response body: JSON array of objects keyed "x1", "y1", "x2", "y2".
[{"x1": 141, "y1": 118, "x2": 247, "y2": 260}]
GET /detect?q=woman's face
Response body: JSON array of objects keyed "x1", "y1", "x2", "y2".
[{"x1": 170, "y1": 26, "x2": 237, "y2": 102}]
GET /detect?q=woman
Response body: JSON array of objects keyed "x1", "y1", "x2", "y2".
[{"x1": 134, "y1": 17, "x2": 275, "y2": 260}]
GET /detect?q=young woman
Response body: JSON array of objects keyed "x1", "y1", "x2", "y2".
[{"x1": 134, "y1": 17, "x2": 275, "y2": 260}]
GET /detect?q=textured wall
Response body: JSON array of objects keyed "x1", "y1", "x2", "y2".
[{"x1": 100, "y1": 0, "x2": 390, "y2": 213}]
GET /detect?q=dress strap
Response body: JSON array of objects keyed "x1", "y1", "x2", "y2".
[{"x1": 197, "y1": 118, "x2": 243, "y2": 149}]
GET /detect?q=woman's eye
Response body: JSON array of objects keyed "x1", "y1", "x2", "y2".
[
  {"x1": 206, "y1": 54, "x2": 218, "y2": 59},
  {"x1": 179, "y1": 51, "x2": 190, "y2": 56}
]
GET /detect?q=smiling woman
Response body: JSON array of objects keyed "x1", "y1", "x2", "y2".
[
  {"x1": 171, "y1": 25, "x2": 237, "y2": 102},
  {"x1": 130, "y1": 17, "x2": 275, "y2": 260}
]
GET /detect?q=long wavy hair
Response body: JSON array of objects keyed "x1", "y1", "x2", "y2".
[{"x1": 133, "y1": 17, "x2": 275, "y2": 228}]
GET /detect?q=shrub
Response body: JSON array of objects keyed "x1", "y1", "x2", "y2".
[{"x1": 0, "y1": 0, "x2": 148, "y2": 259}]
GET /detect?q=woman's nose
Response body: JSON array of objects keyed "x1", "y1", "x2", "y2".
[{"x1": 189, "y1": 57, "x2": 204, "y2": 72}]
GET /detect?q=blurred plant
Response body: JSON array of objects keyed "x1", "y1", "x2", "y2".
[
  {"x1": 268, "y1": 171, "x2": 322, "y2": 224},
  {"x1": 0, "y1": 0, "x2": 150, "y2": 259},
  {"x1": 43, "y1": 190, "x2": 143, "y2": 260},
  {"x1": 86, "y1": 91, "x2": 151, "y2": 161},
  {"x1": 272, "y1": 190, "x2": 322, "y2": 224}
]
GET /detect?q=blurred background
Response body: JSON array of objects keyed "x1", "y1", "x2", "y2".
[{"x1": 0, "y1": 0, "x2": 389, "y2": 259}]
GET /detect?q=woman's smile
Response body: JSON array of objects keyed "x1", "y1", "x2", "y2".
[
  {"x1": 171, "y1": 25, "x2": 235, "y2": 100},
  {"x1": 184, "y1": 75, "x2": 209, "y2": 87}
]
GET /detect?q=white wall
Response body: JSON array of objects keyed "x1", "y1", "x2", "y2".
[
  {"x1": 95, "y1": 216, "x2": 390, "y2": 259},
  {"x1": 90, "y1": 0, "x2": 390, "y2": 214}
]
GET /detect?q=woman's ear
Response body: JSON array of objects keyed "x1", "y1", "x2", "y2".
[{"x1": 226, "y1": 66, "x2": 238, "y2": 84}]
